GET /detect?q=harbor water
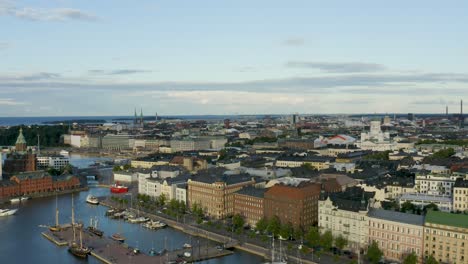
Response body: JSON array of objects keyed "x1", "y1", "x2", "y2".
[{"x1": 0, "y1": 188, "x2": 264, "y2": 264}]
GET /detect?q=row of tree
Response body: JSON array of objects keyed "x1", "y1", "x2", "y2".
[{"x1": 0, "y1": 125, "x2": 69, "y2": 147}]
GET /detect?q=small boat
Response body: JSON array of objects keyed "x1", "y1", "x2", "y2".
[
  {"x1": 105, "y1": 208, "x2": 115, "y2": 216},
  {"x1": 60, "y1": 150, "x2": 70, "y2": 156},
  {"x1": 183, "y1": 252, "x2": 191, "y2": 258},
  {"x1": 10, "y1": 196, "x2": 30, "y2": 203},
  {"x1": 149, "y1": 248, "x2": 157, "y2": 256},
  {"x1": 0, "y1": 208, "x2": 18, "y2": 217},
  {"x1": 68, "y1": 243, "x2": 91, "y2": 258},
  {"x1": 86, "y1": 195, "x2": 99, "y2": 205},
  {"x1": 87, "y1": 217, "x2": 104, "y2": 237},
  {"x1": 128, "y1": 216, "x2": 149, "y2": 224},
  {"x1": 183, "y1": 243, "x2": 192, "y2": 249},
  {"x1": 68, "y1": 229, "x2": 91, "y2": 258},
  {"x1": 111, "y1": 233, "x2": 125, "y2": 242},
  {"x1": 110, "y1": 182, "x2": 129, "y2": 194}
]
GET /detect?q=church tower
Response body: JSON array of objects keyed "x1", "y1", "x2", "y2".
[{"x1": 15, "y1": 128, "x2": 27, "y2": 152}]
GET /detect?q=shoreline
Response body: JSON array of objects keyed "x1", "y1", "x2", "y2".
[
  {"x1": 1, "y1": 187, "x2": 89, "y2": 205},
  {"x1": 100, "y1": 200, "x2": 317, "y2": 264}
]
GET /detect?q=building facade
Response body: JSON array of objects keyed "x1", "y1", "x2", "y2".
[
  {"x1": 453, "y1": 178, "x2": 468, "y2": 213},
  {"x1": 368, "y1": 209, "x2": 424, "y2": 263},
  {"x1": 233, "y1": 187, "x2": 266, "y2": 227},
  {"x1": 424, "y1": 211, "x2": 468, "y2": 264},
  {"x1": 264, "y1": 182, "x2": 321, "y2": 230},
  {"x1": 188, "y1": 173, "x2": 257, "y2": 219}
]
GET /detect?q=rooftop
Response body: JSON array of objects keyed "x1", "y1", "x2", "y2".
[
  {"x1": 236, "y1": 186, "x2": 267, "y2": 198},
  {"x1": 368, "y1": 208, "x2": 424, "y2": 226},
  {"x1": 425, "y1": 211, "x2": 468, "y2": 229}
]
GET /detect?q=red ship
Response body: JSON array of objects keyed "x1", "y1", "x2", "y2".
[{"x1": 110, "y1": 183, "x2": 129, "y2": 194}]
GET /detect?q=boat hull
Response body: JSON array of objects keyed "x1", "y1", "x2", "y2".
[
  {"x1": 110, "y1": 187, "x2": 128, "y2": 193},
  {"x1": 0, "y1": 209, "x2": 18, "y2": 217}
]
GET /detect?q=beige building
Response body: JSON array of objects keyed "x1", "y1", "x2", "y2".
[
  {"x1": 368, "y1": 209, "x2": 424, "y2": 263},
  {"x1": 188, "y1": 172, "x2": 258, "y2": 219},
  {"x1": 424, "y1": 211, "x2": 468, "y2": 264},
  {"x1": 318, "y1": 187, "x2": 375, "y2": 252},
  {"x1": 453, "y1": 179, "x2": 468, "y2": 213}
]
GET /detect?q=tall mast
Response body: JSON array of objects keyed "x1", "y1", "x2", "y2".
[
  {"x1": 79, "y1": 229, "x2": 83, "y2": 248},
  {"x1": 55, "y1": 194, "x2": 59, "y2": 227},
  {"x1": 72, "y1": 194, "x2": 76, "y2": 242}
]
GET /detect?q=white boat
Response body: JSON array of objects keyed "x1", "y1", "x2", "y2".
[
  {"x1": 0, "y1": 208, "x2": 18, "y2": 217},
  {"x1": 128, "y1": 216, "x2": 149, "y2": 224},
  {"x1": 60, "y1": 150, "x2": 70, "y2": 156},
  {"x1": 86, "y1": 195, "x2": 99, "y2": 205},
  {"x1": 10, "y1": 196, "x2": 30, "y2": 203},
  {"x1": 10, "y1": 198, "x2": 20, "y2": 203},
  {"x1": 183, "y1": 243, "x2": 192, "y2": 249}
]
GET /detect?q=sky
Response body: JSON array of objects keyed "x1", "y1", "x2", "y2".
[{"x1": 0, "y1": 0, "x2": 467, "y2": 117}]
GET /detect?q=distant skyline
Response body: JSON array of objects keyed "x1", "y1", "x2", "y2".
[{"x1": 1, "y1": 0, "x2": 467, "y2": 116}]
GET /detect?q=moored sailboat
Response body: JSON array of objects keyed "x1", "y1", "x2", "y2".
[{"x1": 49, "y1": 194, "x2": 61, "y2": 232}]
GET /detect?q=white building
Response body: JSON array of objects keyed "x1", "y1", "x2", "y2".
[
  {"x1": 399, "y1": 193, "x2": 452, "y2": 212},
  {"x1": 415, "y1": 173, "x2": 459, "y2": 196},
  {"x1": 36, "y1": 155, "x2": 70, "y2": 170},
  {"x1": 358, "y1": 121, "x2": 400, "y2": 151},
  {"x1": 319, "y1": 195, "x2": 371, "y2": 252},
  {"x1": 114, "y1": 171, "x2": 138, "y2": 183}
]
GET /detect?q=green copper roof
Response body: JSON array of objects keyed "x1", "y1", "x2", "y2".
[
  {"x1": 16, "y1": 128, "x2": 27, "y2": 145},
  {"x1": 425, "y1": 211, "x2": 468, "y2": 229}
]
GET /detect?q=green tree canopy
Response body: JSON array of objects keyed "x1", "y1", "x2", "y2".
[
  {"x1": 256, "y1": 218, "x2": 268, "y2": 233},
  {"x1": 320, "y1": 230, "x2": 333, "y2": 250},
  {"x1": 403, "y1": 252, "x2": 418, "y2": 264},
  {"x1": 366, "y1": 241, "x2": 383, "y2": 264},
  {"x1": 334, "y1": 235, "x2": 348, "y2": 250},
  {"x1": 232, "y1": 214, "x2": 245, "y2": 231},
  {"x1": 425, "y1": 255, "x2": 439, "y2": 264},
  {"x1": 305, "y1": 226, "x2": 320, "y2": 247},
  {"x1": 267, "y1": 216, "x2": 281, "y2": 236}
]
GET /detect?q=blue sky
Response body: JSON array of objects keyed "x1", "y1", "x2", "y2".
[{"x1": 0, "y1": 0, "x2": 467, "y2": 116}]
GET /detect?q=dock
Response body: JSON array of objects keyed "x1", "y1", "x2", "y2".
[{"x1": 42, "y1": 225, "x2": 233, "y2": 263}]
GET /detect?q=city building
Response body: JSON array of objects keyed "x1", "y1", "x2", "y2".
[
  {"x1": 264, "y1": 182, "x2": 321, "y2": 230},
  {"x1": 188, "y1": 171, "x2": 258, "y2": 219},
  {"x1": 36, "y1": 155, "x2": 70, "y2": 170},
  {"x1": 424, "y1": 211, "x2": 468, "y2": 264},
  {"x1": 9, "y1": 171, "x2": 80, "y2": 195},
  {"x1": 102, "y1": 134, "x2": 134, "y2": 150},
  {"x1": 319, "y1": 187, "x2": 375, "y2": 252},
  {"x1": 275, "y1": 155, "x2": 333, "y2": 170},
  {"x1": 368, "y1": 209, "x2": 424, "y2": 263},
  {"x1": 415, "y1": 172, "x2": 459, "y2": 196},
  {"x1": 453, "y1": 178, "x2": 468, "y2": 213},
  {"x1": 399, "y1": 193, "x2": 452, "y2": 212},
  {"x1": 233, "y1": 186, "x2": 266, "y2": 227}
]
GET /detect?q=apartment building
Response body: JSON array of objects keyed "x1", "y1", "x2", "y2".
[
  {"x1": 233, "y1": 186, "x2": 266, "y2": 227},
  {"x1": 424, "y1": 211, "x2": 468, "y2": 264},
  {"x1": 368, "y1": 209, "x2": 424, "y2": 263},
  {"x1": 453, "y1": 178, "x2": 468, "y2": 213},
  {"x1": 188, "y1": 171, "x2": 258, "y2": 219},
  {"x1": 318, "y1": 187, "x2": 375, "y2": 252},
  {"x1": 265, "y1": 182, "x2": 321, "y2": 230}
]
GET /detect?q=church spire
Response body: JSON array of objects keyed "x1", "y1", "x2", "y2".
[
  {"x1": 15, "y1": 127, "x2": 27, "y2": 152},
  {"x1": 140, "y1": 108, "x2": 144, "y2": 126}
]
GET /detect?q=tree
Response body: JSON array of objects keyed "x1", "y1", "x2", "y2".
[
  {"x1": 267, "y1": 216, "x2": 282, "y2": 236},
  {"x1": 334, "y1": 235, "x2": 348, "y2": 250},
  {"x1": 400, "y1": 201, "x2": 417, "y2": 213},
  {"x1": 47, "y1": 167, "x2": 61, "y2": 176},
  {"x1": 256, "y1": 218, "x2": 268, "y2": 233},
  {"x1": 320, "y1": 230, "x2": 333, "y2": 250},
  {"x1": 423, "y1": 203, "x2": 439, "y2": 213},
  {"x1": 232, "y1": 214, "x2": 245, "y2": 231},
  {"x1": 305, "y1": 226, "x2": 320, "y2": 247},
  {"x1": 279, "y1": 222, "x2": 294, "y2": 240},
  {"x1": 432, "y1": 148, "x2": 455, "y2": 159},
  {"x1": 113, "y1": 166, "x2": 122, "y2": 172},
  {"x1": 62, "y1": 164, "x2": 73, "y2": 174},
  {"x1": 403, "y1": 252, "x2": 418, "y2": 264},
  {"x1": 122, "y1": 164, "x2": 132, "y2": 170},
  {"x1": 426, "y1": 255, "x2": 439, "y2": 264},
  {"x1": 366, "y1": 241, "x2": 383, "y2": 264},
  {"x1": 157, "y1": 193, "x2": 167, "y2": 206}
]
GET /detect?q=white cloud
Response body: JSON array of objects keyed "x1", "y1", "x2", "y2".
[
  {"x1": 286, "y1": 61, "x2": 387, "y2": 73},
  {"x1": 0, "y1": 98, "x2": 28, "y2": 106},
  {"x1": 0, "y1": 1, "x2": 97, "y2": 21}
]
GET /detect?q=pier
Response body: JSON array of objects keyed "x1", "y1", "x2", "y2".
[{"x1": 42, "y1": 225, "x2": 234, "y2": 263}]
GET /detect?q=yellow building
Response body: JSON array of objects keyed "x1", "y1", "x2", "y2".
[
  {"x1": 453, "y1": 179, "x2": 468, "y2": 213},
  {"x1": 424, "y1": 211, "x2": 468, "y2": 264}
]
